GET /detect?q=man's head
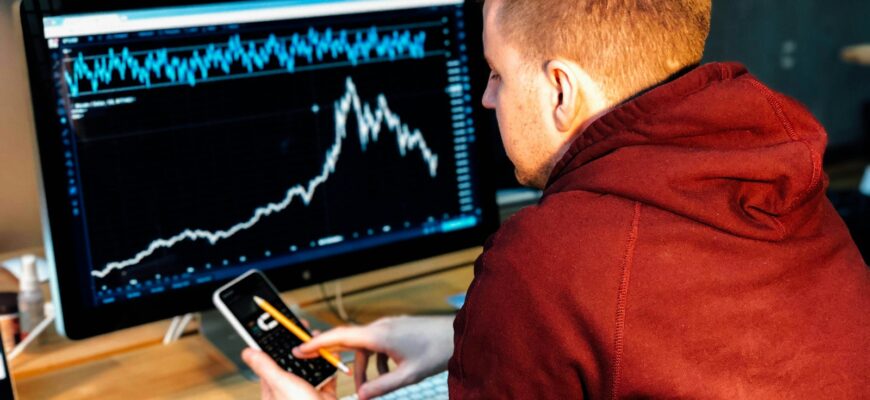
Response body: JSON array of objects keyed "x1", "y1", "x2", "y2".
[{"x1": 481, "y1": 0, "x2": 712, "y2": 188}]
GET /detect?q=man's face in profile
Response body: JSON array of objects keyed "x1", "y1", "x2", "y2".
[{"x1": 481, "y1": 0, "x2": 558, "y2": 188}]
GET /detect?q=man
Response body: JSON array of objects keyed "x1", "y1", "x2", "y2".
[{"x1": 243, "y1": 0, "x2": 870, "y2": 398}]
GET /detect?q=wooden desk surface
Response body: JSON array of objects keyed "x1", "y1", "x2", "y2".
[{"x1": 9, "y1": 248, "x2": 479, "y2": 399}]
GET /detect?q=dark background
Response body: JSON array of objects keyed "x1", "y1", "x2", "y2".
[{"x1": 704, "y1": 0, "x2": 870, "y2": 160}]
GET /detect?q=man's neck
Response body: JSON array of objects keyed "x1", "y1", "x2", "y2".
[{"x1": 617, "y1": 63, "x2": 701, "y2": 107}]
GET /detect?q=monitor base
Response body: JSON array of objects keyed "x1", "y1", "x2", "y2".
[{"x1": 199, "y1": 308, "x2": 256, "y2": 380}]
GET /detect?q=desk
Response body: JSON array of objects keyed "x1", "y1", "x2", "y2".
[{"x1": 8, "y1": 248, "x2": 479, "y2": 399}]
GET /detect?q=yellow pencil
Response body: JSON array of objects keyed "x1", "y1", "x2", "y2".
[{"x1": 253, "y1": 295, "x2": 351, "y2": 375}]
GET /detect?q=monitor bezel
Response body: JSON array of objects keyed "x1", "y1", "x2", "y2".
[{"x1": 20, "y1": 0, "x2": 499, "y2": 339}]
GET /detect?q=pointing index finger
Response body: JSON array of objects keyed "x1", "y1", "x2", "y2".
[{"x1": 293, "y1": 325, "x2": 379, "y2": 358}]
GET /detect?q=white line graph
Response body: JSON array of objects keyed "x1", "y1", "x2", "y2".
[{"x1": 92, "y1": 76, "x2": 439, "y2": 279}]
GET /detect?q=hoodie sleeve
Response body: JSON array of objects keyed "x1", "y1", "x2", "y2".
[{"x1": 447, "y1": 192, "x2": 642, "y2": 399}]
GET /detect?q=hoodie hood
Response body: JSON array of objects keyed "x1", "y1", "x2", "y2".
[{"x1": 545, "y1": 63, "x2": 829, "y2": 242}]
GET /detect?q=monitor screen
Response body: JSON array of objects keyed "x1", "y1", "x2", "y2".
[{"x1": 23, "y1": 0, "x2": 497, "y2": 338}]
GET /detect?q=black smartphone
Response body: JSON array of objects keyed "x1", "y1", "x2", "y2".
[{"x1": 213, "y1": 269, "x2": 336, "y2": 388}]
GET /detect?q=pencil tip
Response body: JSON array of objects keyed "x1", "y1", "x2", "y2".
[{"x1": 253, "y1": 295, "x2": 263, "y2": 304}]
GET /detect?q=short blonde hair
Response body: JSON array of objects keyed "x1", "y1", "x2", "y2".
[{"x1": 492, "y1": 0, "x2": 712, "y2": 102}]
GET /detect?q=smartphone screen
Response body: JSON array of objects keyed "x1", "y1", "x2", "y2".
[{"x1": 217, "y1": 271, "x2": 336, "y2": 387}]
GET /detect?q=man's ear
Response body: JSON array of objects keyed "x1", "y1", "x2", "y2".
[{"x1": 545, "y1": 60, "x2": 608, "y2": 134}]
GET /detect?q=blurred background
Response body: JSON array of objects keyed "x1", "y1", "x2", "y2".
[
  {"x1": 704, "y1": 0, "x2": 870, "y2": 156},
  {"x1": 1, "y1": 0, "x2": 869, "y2": 254}
]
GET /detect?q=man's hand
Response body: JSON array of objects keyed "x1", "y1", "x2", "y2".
[
  {"x1": 242, "y1": 348, "x2": 337, "y2": 400},
  {"x1": 292, "y1": 316, "x2": 454, "y2": 400}
]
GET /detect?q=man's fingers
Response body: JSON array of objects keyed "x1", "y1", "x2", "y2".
[
  {"x1": 243, "y1": 348, "x2": 290, "y2": 385},
  {"x1": 294, "y1": 326, "x2": 378, "y2": 358},
  {"x1": 319, "y1": 375, "x2": 338, "y2": 397},
  {"x1": 242, "y1": 348, "x2": 323, "y2": 399},
  {"x1": 357, "y1": 368, "x2": 415, "y2": 400},
  {"x1": 354, "y1": 350, "x2": 371, "y2": 390},
  {"x1": 260, "y1": 379, "x2": 274, "y2": 400}
]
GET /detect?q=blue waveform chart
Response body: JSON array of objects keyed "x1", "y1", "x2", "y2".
[
  {"x1": 64, "y1": 27, "x2": 431, "y2": 97},
  {"x1": 89, "y1": 76, "x2": 444, "y2": 279}
]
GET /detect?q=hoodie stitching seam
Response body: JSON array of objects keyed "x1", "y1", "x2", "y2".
[
  {"x1": 610, "y1": 202, "x2": 642, "y2": 400},
  {"x1": 746, "y1": 80, "x2": 823, "y2": 223},
  {"x1": 717, "y1": 63, "x2": 729, "y2": 79}
]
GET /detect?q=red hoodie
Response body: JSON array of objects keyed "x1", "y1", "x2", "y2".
[{"x1": 448, "y1": 63, "x2": 869, "y2": 399}]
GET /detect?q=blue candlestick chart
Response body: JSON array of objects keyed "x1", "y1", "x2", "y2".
[
  {"x1": 91, "y1": 76, "x2": 439, "y2": 279},
  {"x1": 64, "y1": 26, "x2": 429, "y2": 97}
]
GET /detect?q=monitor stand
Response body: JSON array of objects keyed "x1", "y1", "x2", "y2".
[
  {"x1": 198, "y1": 306, "x2": 336, "y2": 381},
  {"x1": 198, "y1": 309, "x2": 256, "y2": 380}
]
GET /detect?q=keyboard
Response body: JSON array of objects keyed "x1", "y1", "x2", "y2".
[{"x1": 340, "y1": 371, "x2": 449, "y2": 400}]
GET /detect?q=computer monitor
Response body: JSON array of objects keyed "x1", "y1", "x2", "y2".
[{"x1": 20, "y1": 0, "x2": 498, "y2": 339}]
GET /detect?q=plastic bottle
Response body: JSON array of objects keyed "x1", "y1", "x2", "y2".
[{"x1": 18, "y1": 255, "x2": 44, "y2": 344}]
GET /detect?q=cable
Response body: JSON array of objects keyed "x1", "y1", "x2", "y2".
[
  {"x1": 314, "y1": 258, "x2": 475, "y2": 324},
  {"x1": 319, "y1": 281, "x2": 356, "y2": 324},
  {"x1": 333, "y1": 280, "x2": 349, "y2": 321},
  {"x1": 163, "y1": 315, "x2": 182, "y2": 345},
  {"x1": 8, "y1": 303, "x2": 56, "y2": 361},
  {"x1": 172, "y1": 313, "x2": 195, "y2": 342},
  {"x1": 162, "y1": 313, "x2": 195, "y2": 345}
]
